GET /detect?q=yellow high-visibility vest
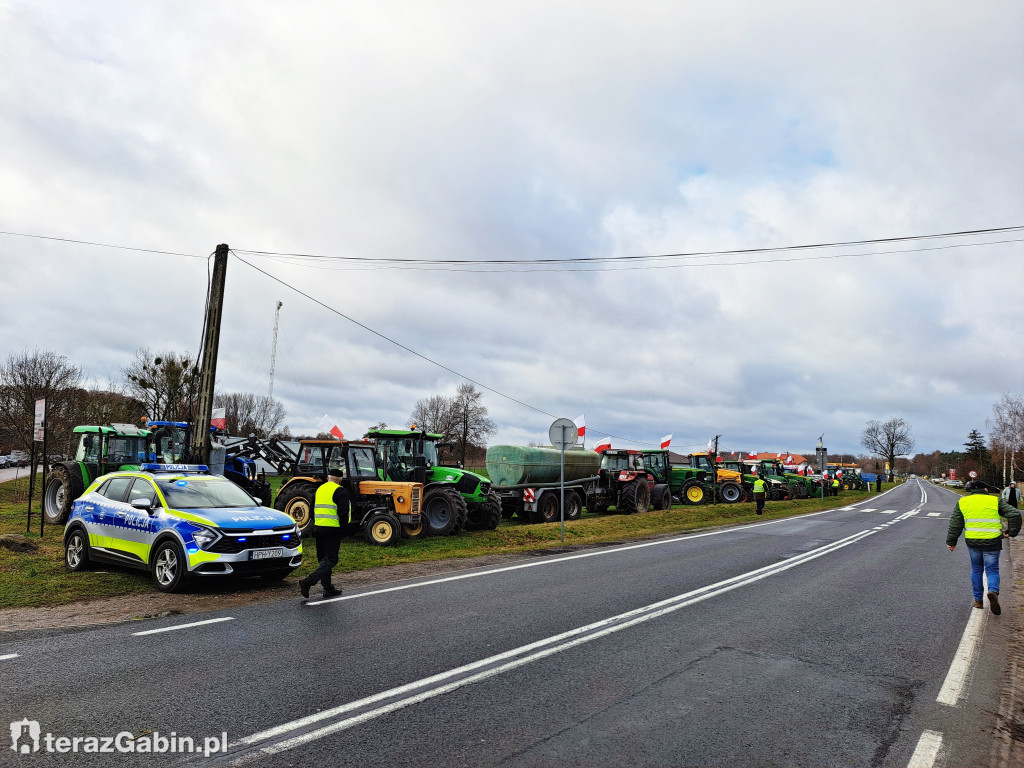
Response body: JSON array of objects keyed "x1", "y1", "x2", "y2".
[
  {"x1": 753, "y1": 479, "x2": 766, "y2": 493},
  {"x1": 314, "y1": 481, "x2": 343, "y2": 528},
  {"x1": 960, "y1": 494, "x2": 1002, "y2": 541}
]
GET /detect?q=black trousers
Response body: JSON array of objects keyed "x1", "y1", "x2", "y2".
[
  {"x1": 306, "y1": 531, "x2": 342, "y2": 588},
  {"x1": 754, "y1": 492, "x2": 765, "y2": 514}
]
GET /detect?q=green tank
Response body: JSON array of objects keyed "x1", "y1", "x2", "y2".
[{"x1": 486, "y1": 445, "x2": 602, "y2": 487}]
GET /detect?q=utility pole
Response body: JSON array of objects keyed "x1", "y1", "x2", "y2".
[
  {"x1": 269, "y1": 300, "x2": 282, "y2": 398},
  {"x1": 193, "y1": 244, "x2": 229, "y2": 464}
]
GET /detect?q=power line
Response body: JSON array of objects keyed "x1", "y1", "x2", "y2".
[
  {"x1": 231, "y1": 250, "x2": 655, "y2": 446},
  {"x1": 232, "y1": 225, "x2": 1024, "y2": 267},
  {"x1": 0, "y1": 230, "x2": 204, "y2": 259}
]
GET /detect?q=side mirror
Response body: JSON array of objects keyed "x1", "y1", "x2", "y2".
[{"x1": 131, "y1": 497, "x2": 156, "y2": 513}]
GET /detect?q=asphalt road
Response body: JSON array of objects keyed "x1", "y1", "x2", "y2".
[{"x1": 1, "y1": 480, "x2": 1017, "y2": 767}]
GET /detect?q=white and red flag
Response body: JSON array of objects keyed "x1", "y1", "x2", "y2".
[
  {"x1": 316, "y1": 414, "x2": 345, "y2": 440},
  {"x1": 660, "y1": 434, "x2": 672, "y2": 449},
  {"x1": 573, "y1": 414, "x2": 586, "y2": 438},
  {"x1": 593, "y1": 436, "x2": 612, "y2": 452},
  {"x1": 210, "y1": 408, "x2": 227, "y2": 430},
  {"x1": 786, "y1": 455, "x2": 794, "y2": 465},
  {"x1": 747, "y1": 451, "x2": 758, "y2": 458}
]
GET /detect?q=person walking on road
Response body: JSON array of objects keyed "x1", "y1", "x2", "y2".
[
  {"x1": 299, "y1": 469, "x2": 351, "y2": 600},
  {"x1": 875, "y1": 474, "x2": 882, "y2": 493},
  {"x1": 753, "y1": 477, "x2": 767, "y2": 515},
  {"x1": 1001, "y1": 480, "x2": 1019, "y2": 509},
  {"x1": 946, "y1": 480, "x2": 1021, "y2": 614}
]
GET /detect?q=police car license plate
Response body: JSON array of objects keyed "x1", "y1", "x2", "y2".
[{"x1": 250, "y1": 548, "x2": 284, "y2": 560}]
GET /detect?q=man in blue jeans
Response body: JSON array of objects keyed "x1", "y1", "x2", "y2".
[{"x1": 946, "y1": 481, "x2": 1021, "y2": 615}]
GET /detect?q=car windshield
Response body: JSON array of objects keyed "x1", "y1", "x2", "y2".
[{"x1": 156, "y1": 476, "x2": 258, "y2": 509}]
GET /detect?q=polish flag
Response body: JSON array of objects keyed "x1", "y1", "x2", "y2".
[
  {"x1": 210, "y1": 407, "x2": 227, "y2": 430},
  {"x1": 660, "y1": 434, "x2": 672, "y2": 449},
  {"x1": 785, "y1": 455, "x2": 794, "y2": 464},
  {"x1": 593, "y1": 436, "x2": 612, "y2": 452},
  {"x1": 573, "y1": 414, "x2": 585, "y2": 438},
  {"x1": 316, "y1": 414, "x2": 345, "y2": 440},
  {"x1": 747, "y1": 451, "x2": 758, "y2": 458}
]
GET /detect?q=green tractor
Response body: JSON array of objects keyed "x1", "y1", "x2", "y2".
[
  {"x1": 365, "y1": 428, "x2": 501, "y2": 534},
  {"x1": 43, "y1": 423, "x2": 152, "y2": 525},
  {"x1": 638, "y1": 450, "x2": 678, "y2": 510},
  {"x1": 671, "y1": 452, "x2": 746, "y2": 505},
  {"x1": 746, "y1": 459, "x2": 805, "y2": 499}
]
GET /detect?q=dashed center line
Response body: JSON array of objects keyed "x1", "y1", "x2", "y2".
[
  {"x1": 0, "y1": 653, "x2": 20, "y2": 661},
  {"x1": 907, "y1": 729, "x2": 943, "y2": 767},
  {"x1": 132, "y1": 617, "x2": 235, "y2": 636}
]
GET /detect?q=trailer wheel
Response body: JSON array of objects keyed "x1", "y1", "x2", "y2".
[
  {"x1": 275, "y1": 482, "x2": 317, "y2": 537},
  {"x1": 681, "y1": 480, "x2": 708, "y2": 505},
  {"x1": 536, "y1": 492, "x2": 560, "y2": 523},
  {"x1": 44, "y1": 464, "x2": 83, "y2": 525},
  {"x1": 565, "y1": 492, "x2": 583, "y2": 521},
  {"x1": 364, "y1": 512, "x2": 402, "y2": 546},
  {"x1": 718, "y1": 481, "x2": 743, "y2": 504}
]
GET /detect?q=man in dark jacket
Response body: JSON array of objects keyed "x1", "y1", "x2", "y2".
[
  {"x1": 946, "y1": 481, "x2": 1022, "y2": 614},
  {"x1": 299, "y1": 469, "x2": 351, "y2": 600}
]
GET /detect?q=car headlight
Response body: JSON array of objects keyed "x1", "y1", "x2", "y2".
[{"x1": 192, "y1": 527, "x2": 220, "y2": 550}]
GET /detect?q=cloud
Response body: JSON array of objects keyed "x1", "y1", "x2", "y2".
[{"x1": 1, "y1": 0, "x2": 1021, "y2": 456}]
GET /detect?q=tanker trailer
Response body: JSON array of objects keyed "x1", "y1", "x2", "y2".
[{"x1": 486, "y1": 445, "x2": 602, "y2": 523}]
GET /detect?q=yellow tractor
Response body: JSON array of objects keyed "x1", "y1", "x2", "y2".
[{"x1": 274, "y1": 439, "x2": 423, "y2": 546}]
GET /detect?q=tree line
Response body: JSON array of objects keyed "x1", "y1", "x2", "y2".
[{"x1": 0, "y1": 348, "x2": 289, "y2": 457}]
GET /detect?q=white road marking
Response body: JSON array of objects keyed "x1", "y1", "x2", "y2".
[
  {"x1": 0, "y1": 653, "x2": 20, "y2": 661},
  {"x1": 860, "y1": 508, "x2": 877, "y2": 513},
  {"x1": 927, "y1": 513, "x2": 941, "y2": 517},
  {"x1": 906, "y1": 730, "x2": 943, "y2": 767},
  {"x1": 307, "y1": 506, "x2": 848, "y2": 606},
  {"x1": 879, "y1": 510, "x2": 896, "y2": 514},
  {"x1": 132, "y1": 617, "x2": 234, "y2": 636},
  {"x1": 936, "y1": 603, "x2": 985, "y2": 706},
  {"x1": 234, "y1": 528, "x2": 880, "y2": 760}
]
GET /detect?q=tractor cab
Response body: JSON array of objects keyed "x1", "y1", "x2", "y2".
[
  {"x1": 640, "y1": 450, "x2": 671, "y2": 484},
  {"x1": 599, "y1": 449, "x2": 645, "y2": 474}
]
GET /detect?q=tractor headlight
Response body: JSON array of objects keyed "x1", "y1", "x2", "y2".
[
  {"x1": 396, "y1": 495, "x2": 405, "y2": 504},
  {"x1": 192, "y1": 527, "x2": 220, "y2": 550}
]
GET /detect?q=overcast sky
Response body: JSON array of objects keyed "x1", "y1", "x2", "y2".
[{"x1": 1, "y1": 1, "x2": 1022, "y2": 456}]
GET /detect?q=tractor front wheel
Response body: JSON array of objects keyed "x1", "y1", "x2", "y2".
[
  {"x1": 364, "y1": 512, "x2": 402, "y2": 546},
  {"x1": 421, "y1": 487, "x2": 467, "y2": 536},
  {"x1": 682, "y1": 480, "x2": 708, "y2": 505},
  {"x1": 465, "y1": 491, "x2": 502, "y2": 531},
  {"x1": 718, "y1": 481, "x2": 743, "y2": 504}
]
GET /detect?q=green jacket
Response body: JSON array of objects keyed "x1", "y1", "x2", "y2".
[{"x1": 946, "y1": 493, "x2": 1021, "y2": 550}]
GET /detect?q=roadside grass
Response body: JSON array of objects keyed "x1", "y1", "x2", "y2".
[{"x1": 0, "y1": 476, "x2": 884, "y2": 610}]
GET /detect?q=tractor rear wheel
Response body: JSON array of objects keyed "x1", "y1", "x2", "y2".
[
  {"x1": 718, "y1": 481, "x2": 743, "y2": 504},
  {"x1": 421, "y1": 487, "x2": 467, "y2": 536},
  {"x1": 682, "y1": 480, "x2": 708, "y2": 505},
  {"x1": 465, "y1": 491, "x2": 502, "y2": 531},
  {"x1": 652, "y1": 484, "x2": 671, "y2": 510},
  {"x1": 44, "y1": 464, "x2": 82, "y2": 525},
  {"x1": 565, "y1": 492, "x2": 583, "y2": 521},
  {"x1": 274, "y1": 482, "x2": 318, "y2": 537},
  {"x1": 364, "y1": 512, "x2": 402, "y2": 546},
  {"x1": 617, "y1": 479, "x2": 650, "y2": 514}
]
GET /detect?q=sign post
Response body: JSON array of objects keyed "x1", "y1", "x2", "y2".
[{"x1": 549, "y1": 418, "x2": 578, "y2": 544}]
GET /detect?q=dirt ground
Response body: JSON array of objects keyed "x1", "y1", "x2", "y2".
[{"x1": 0, "y1": 550, "x2": 541, "y2": 635}]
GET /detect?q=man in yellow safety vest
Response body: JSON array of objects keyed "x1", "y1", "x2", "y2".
[
  {"x1": 946, "y1": 481, "x2": 1021, "y2": 614},
  {"x1": 753, "y1": 478, "x2": 767, "y2": 515},
  {"x1": 299, "y1": 469, "x2": 351, "y2": 600}
]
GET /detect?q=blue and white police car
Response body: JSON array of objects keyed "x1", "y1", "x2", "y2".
[{"x1": 63, "y1": 464, "x2": 302, "y2": 592}]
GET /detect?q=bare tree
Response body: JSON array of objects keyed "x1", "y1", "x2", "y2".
[
  {"x1": 861, "y1": 417, "x2": 915, "y2": 481},
  {"x1": 409, "y1": 384, "x2": 496, "y2": 465},
  {"x1": 123, "y1": 348, "x2": 198, "y2": 421},
  {"x1": 409, "y1": 394, "x2": 458, "y2": 436},
  {"x1": 450, "y1": 383, "x2": 496, "y2": 466},
  {"x1": 988, "y1": 393, "x2": 1024, "y2": 484},
  {"x1": 214, "y1": 391, "x2": 287, "y2": 438},
  {"x1": 0, "y1": 349, "x2": 83, "y2": 454}
]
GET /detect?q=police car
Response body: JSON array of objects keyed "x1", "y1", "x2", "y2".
[{"x1": 63, "y1": 464, "x2": 302, "y2": 592}]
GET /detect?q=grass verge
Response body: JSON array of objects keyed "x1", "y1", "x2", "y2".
[{"x1": 0, "y1": 477, "x2": 884, "y2": 610}]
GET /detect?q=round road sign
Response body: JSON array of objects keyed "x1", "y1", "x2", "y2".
[
  {"x1": 969, "y1": 471, "x2": 978, "y2": 478},
  {"x1": 549, "y1": 418, "x2": 578, "y2": 450}
]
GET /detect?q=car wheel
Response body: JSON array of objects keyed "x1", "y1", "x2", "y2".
[
  {"x1": 65, "y1": 528, "x2": 90, "y2": 571},
  {"x1": 152, "y1": 540, "x2": 189, "y2": 593}
]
